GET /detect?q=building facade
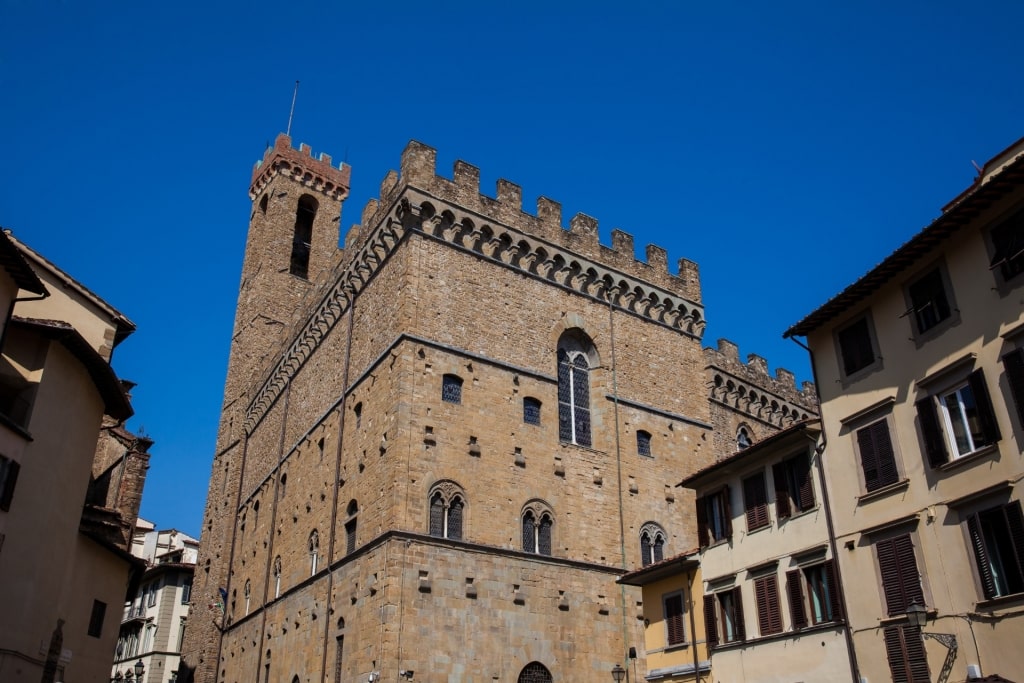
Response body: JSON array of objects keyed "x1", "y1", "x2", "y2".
[
  {"x1": 785, "y1": 137, "x2": 1024, "y2": 682},
  {"x1": 0, "y1": 230, "x2": 148, "y2": 683},
  {"x1": 182, "y1": 135, "x2": 732, "y2": 683},
  {"x1": 618, "y1": 551, "x2": 710, "y2": 683},
  {"x1": 678, "y1": 421, "x2": 854, "y2": 683},
  {"x1": 114, "y1": 521, "x2": 198, "y2": 683}
]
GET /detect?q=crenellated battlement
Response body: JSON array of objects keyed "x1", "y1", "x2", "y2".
[
  {"x1": 249, "y1": 133, "x2": 351, "y2": 201},
  {"x1": 362, "y1": 140, "x2": 702, "y2": 304},
  {"x1": 705, "y1": 339, "x2": 818, "y2": 428}
]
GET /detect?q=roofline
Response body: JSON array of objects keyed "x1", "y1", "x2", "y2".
[
  {"x1": 5, "y1": 233, "x2": 136, "y2": 345},
  {"x1": 678, "y1": 419, "x2": 820, "y2": 489},
  {"x1": 785, "y1": 139, "x2": 1024, "y2": 338},
  {"x1": 12, "y1": 316, "x2": 133, "y2": 420},
  {"x1": 618, "y1": 549, "x2": 700, "y2": 586},
  {"x1": 0, "y1": 230, "x2": 47, "y2": 295}
]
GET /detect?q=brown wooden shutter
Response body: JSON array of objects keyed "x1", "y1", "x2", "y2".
[
  {"x1": 895, "y1": 534, "x2": 925, "y2": 610},
  {"x1": 755, "y1": 576, "x2": 782, "y2": 635},
  {"x1": 883, "y1": 625, "x2": 930, "y2": 683},
  {"x1": 665, "y1": 594, "x2": 685, "y2": 646},
  {"x1": 796, "y1": 456, "x2": 815, "y2": 511},
  {"x1": 823, "y1": 559, "x2": 843, "y2": 621},
  {"x1": 703, "y1": 594, "x2": 718, "y2": 648},
  {"x1": 731, "y1": 586, "x2": 746, "y2": 641},
  {"x1": 1003, "y1": 348, "x2": 1024, "y2": 428},
  {"x1": 723, "y1": 486, "x2": 733, "y2": 540},
  {"x1": 743, "y1": 473, "x2": 769, "y2": 530},
  {"x1": 772, "y1": 462, "x2": 791, "y2": 520},
  {"x1": 696, "y1": 496, "x2": 709, "y2": 548},
  {"x1": 786, "y1": 569, "x2": 807, "y2": 630},
  {"x1": 966, "y1": 514, "x2": 997, "y2": 599},
  {"x1": 859, "y1": 420, "x2": 899, "y2": 490},
  {"x1": 915, "y1": 396, "x2": 948, "y2": 467},
  {"x1": 968, "y1": 368, "x2": 1001, "y2": 443}
]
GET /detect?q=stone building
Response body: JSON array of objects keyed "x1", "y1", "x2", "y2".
[
  {"x1": 180, "y1": 135, "x2": 809, "y2": 683},
  {"x1": 704, "y1": 339, "x2": 818, "y2": 459},
  {"x1": 0, "y1": 230, "x2": 149, "y2": 683}
]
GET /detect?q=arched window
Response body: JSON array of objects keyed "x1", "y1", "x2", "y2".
[
  {"x1": 737, "y1": 426, "x2": 752, "y2": 450},
  {"x1": 640, "y1": 523, "x2": 666, "y2": 567},
  {"x1": 637, "y1": 430, "x2": 653, "y2": 457},
  {"x1": 290, "y1": 194, "x2": 318, "y2": 279},
  {"x1": 244, "y1": 580, "x2": 251, "y2": 615},
  {"x1": 428, "y1": 482, "x2": 465, "y2": 540},
  {"x1": 442, "y1": 374, "x2": 463, "y2": 404},
  {"x1": 309, "y1": 530, "x2": 320, "y2": 575},
  {"x1": 273, "y1": 556, "x2": 282, "y2": 599},
  {"x1": 522, "y1": 502, "x2": 554, "y2": 556},
  {"x1": 557, "y1": 330, "x2": 596, "y2": 447},
  {"x1": 518, "y1": 662, "x2": 552, "y2": 683},
  {"x1": 345, "y1": 500, "x2": 358, "y2": 555}
]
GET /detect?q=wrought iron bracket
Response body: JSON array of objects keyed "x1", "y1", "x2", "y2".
[{"x1": 922, "y1": 631, "x2": 958, "y2": 651}]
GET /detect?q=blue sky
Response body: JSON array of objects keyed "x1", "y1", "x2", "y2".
[{"x1": 3, "y1": 1, "x2": 1023, "y2": 537}]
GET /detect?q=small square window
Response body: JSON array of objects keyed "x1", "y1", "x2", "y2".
[
  {"x1": 836, "y1": 316, "x2": 878, "y2": 378},
  {"x1": 906, "y1": 268, "x2": 952, "y2": 335},
  {"x1": 441, "y1": 374, "x2": 463, "y2": 404},
  {"x1": 523, "y1": 397, "x2": 541, "y2": 425},
  {"x1": 697, "y1": 487, "x2": 732, "y2": 546},
  {"x1": 636, "y1": 430, "x2": 652, "y2": 457}
]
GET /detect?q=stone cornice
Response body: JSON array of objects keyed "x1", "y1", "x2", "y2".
[{"x1": 243, "y1": 187, "x2": 708, "y2": 434}]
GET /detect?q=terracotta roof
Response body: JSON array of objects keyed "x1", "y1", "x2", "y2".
[
  {"x1": 618, "y1": 548, "x2": 700, "y2": 586},
  {"x1": 0, "y1": 229, "x2": 46, "y2": 295},
  {"x1": 678, "y1": 419, "x2": 820, "y2": 489},
  {"x1": 785, "y1": 137, "x2": 1024, "y2": 338},
  {"x1": 11, "y1": 316, "x2": 132, "y2": 420}
]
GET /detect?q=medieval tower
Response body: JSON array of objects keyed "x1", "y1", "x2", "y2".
[{"x1": 182, "y1": 133, "x2": 743, "y2": 683}]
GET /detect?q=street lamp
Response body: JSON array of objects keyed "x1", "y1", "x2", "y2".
[
  {"x1": 611, "y1": 664, "x2": 627, "y2": 682},
  {"x1": 905, "y1": 601, "x2": 958, "y2": 651},
  {"x1": 134, "y1": 660, "x2": 145, "y2": 683}
]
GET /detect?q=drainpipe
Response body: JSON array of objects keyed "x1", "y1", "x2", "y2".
[
  {"x1": 788, "y1": 335, "x2": 861, "y2": 683},
  {"x1": 609, "y1": 290, "x2": 631, "y2": 675},
  {"x1": 687, "y1": 566, "x2": 700, "y2": 682}
]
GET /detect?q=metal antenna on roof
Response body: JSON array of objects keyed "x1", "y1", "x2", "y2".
[{"x1": 286, "y1": 80, "x2": 300, "y2": 137}]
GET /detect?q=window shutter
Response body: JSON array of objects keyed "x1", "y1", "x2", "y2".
[
  {"x1": 859, "y1": 420, "x2": 899, "y2": 491},
  {"x1": 966, "y1": 514, "x2": 996, "y2": 599},
  {"x1": 696, "y1": 496, "x2": 709, "y2": 548},
  {"x1": 967, "y1": 369, "x2": 1001, "y2": 443},
  {"x1": 665, "y1": 594, "x2": 685, "y2": 646},
  {"x1": 796, "y1": 456, "x2": 815, "y2": 510},
  {"x1": 823, "y1": 559, "x2": 843, "y2": 622},
  {"x1": 915, "y1": 397, "x2": 948, "y2": 467},
  {"x1": 731, "y1": 587, "x2": 746, "y2": 641},
  {"x1": 1003, "y1": 348, "x2": 1024, "y2": 428},
  {"x1": 744, "y1": 473, "x2": 768, "y2": 530},
  {"x1": 703, "y1": 594, "x2": 718, "y2": 648},
  {"x1": 895, "y1": 535, "x2": 924, "y2": 611},
  {"x1": 723, "y1": 486, "x2": 733, "y2": 539},
  {"x1": 754, "y1": 576, "x2": 782, "y2": 635},
  {"x1": 1005, "y1": 501, "x2": 1024, "y2": 585},
  {"x1": 877, "y1": 538, "x2": 904, "y2": 615},
  {"x1": 772, "y1": 463, "x2": 791, "y2": 520},
  {"x1": 786, "y1": 569, "x2": 807, "y2": 630}
]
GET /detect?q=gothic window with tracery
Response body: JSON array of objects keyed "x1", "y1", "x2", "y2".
[{"x1": 428, "y1": 481, "x2": 465, "y2": 540}]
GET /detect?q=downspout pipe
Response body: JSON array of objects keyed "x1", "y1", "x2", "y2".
[{"x1": 788, "y1": 334, "x2": 861, "y2": 683}]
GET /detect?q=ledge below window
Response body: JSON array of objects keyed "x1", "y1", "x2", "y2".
[
  {"x1": 857, "y1": 479, "x2": 910, "y2": 505},
  {"x1": 976, "y1": 592, "x2": 1024, "y2": 611},
  {"x1": 938, "y1": 444, "x2": 999, "y2": 473}
]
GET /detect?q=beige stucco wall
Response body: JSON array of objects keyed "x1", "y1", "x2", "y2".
[{"x1": 807, "y1": 188, "x2": 1024, "y2": 680}]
